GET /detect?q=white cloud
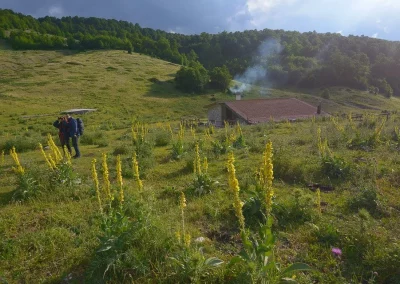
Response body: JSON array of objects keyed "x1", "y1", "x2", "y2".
[
  {"x1": 337, "y1": 30, "x2": 343, "y2": 35},
  {"x1": 372, "y1": 33, "x2": 378, "y2": 38},
  {"x1": 48, "y1": 5, "x2": 64, "y2": 17}
]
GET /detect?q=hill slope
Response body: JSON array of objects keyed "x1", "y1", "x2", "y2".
[{"x1": 1, "y1": 50, "x2": 400, "y2": 283}]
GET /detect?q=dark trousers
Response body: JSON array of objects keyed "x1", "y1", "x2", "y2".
[
  {"x1": 60, "y1": 134, "x2": 71, "y2": 155},
  {"x1": 67, "y1": 136, "x2": 81, "y2": 157}
]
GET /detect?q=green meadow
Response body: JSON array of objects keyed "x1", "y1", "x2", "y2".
[{"x1": 1, "y1": 50, "x2": 400, "y2": 283}]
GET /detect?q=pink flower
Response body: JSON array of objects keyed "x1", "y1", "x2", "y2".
[{"x1": 332, "y1": 247, "x2": 342, "y2": 256}]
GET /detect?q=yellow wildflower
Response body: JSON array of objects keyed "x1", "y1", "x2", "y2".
[
  {"x1": 260, "y1": 141, "x2": 274, "y2": 217},
  {"x1": 316, "y1": 188, "x2": 321, "y2": 215},
  {"x1": 184, "y1": 233, "x2": 191, "y2": 248},
  {"x1": 133, "y1": 152, "x2": 143, "y2": 191},
  {"x1": 91, "y1": 159, "x2": 103, "y2": 214},
  {"x1": 203, "y1": 157, "x2": 208, "y2": 174},
  {"x1": 10, "y1": 147, "x2": 24, "y2": 175},
  {"x1": 102, "y1": 153, "x2": 112, "y2": 201},
  {"x1": 39, "y1": 143, "x2": 54, "y2": 170},
  {"x1": 227, "y1": 152, "x2": 245, "y2": 231},
  {"x1": 116, "y1": 155, "x2": 124, "y2": 206},
  {"x1": 193, "y1": 142, "x2": 202, "y2": 175}
]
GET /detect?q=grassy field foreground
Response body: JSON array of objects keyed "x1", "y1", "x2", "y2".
[{"x1": 1, "y1": 50, "x2": 400, "y2": 283}]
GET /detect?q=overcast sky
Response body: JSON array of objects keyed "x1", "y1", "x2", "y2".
[{"x1": 1, "y1": 0, "x2": 399, "y2": 40}]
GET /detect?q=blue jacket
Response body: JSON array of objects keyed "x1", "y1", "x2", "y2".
[{"x1": 68, "y1": 117, "x2": 78, "y2": 137}]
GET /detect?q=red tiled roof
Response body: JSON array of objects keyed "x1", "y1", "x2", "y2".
[{"x1": 224, "y1": 98, "x2": 325, "y2": 123}]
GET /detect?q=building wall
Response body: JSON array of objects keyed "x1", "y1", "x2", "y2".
[{"x1": 207, "y1": 105, "x2": 223, "y2": 127}]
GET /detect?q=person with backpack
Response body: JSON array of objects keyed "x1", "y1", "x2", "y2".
[
  {"x1": 53, "y1": 116, "x2": 71, "y2": 155},
  {"x1": 66, "y1": 114, "x2": 81, "y2": 158}
]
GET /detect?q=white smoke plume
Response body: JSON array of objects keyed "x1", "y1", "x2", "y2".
[{"x1": 230, "y1": 38, "x2": 282, "y2": 95}]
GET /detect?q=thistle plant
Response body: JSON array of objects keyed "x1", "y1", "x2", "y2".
[
  {"x1": 39, "y1": 143, "x2": 54, "y2": 170},
  {"x1": 116, "y1": 155, "x2": 124, "y2": 206},
  {"x1": 132, "y1": 152, "x2": 143, "y2": 192},
  {"x1": 102, "y1": 153, "x2": 113, "y2": 202},
  {"x1": 92, "y1": 159, "x2": 103, "y2": 214},
  {"x1": 10, "y1": 147, "x2": 24, "y2": 175},
  {"x1": 227, "y1": 151, "x2": 245, "y2": 232}
]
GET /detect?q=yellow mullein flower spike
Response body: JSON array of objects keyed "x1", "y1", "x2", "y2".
[
  {"x1": 316, "y1": 188, "x2": 322, "y2": 215},
  {"x1": 133, "y1": 152, "x2": 143, "y2": 192},
  {"x1": 39, "y1": 143, "x2": 54, "y2": 170},
  {"x1": 91, "y1": 159, "x2": 103, "y2": 214},
  {"x1": 116, "y1": 155, "x2": 124, "y2": 206},
  {"x1": 102, "y1": 153, "x2": 113, "y2": 201},
  {"x1": 203, "y1": 157, "x2": 208, "y2": 174},
  {"x1": 194, "y1": 142, "x2": 201, "y2": 175},
  {"x1": 226, "y1": 152, "x2": 245, "y2": 232},
  {"x1": 10, "y1": 147, "x2": 25, "y2": 175}
]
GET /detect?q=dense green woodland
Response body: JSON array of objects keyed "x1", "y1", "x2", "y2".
[{"x1": 1, "y1": 9, "x2": 400, "y2": 96}]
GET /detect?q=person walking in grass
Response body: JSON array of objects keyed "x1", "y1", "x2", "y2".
[
  {"x1": 66, "y1": 114, "x2": 81, "y2": 158},
  {"x1": 53, "y1": 116, "x2": 71, "y2": 156}
]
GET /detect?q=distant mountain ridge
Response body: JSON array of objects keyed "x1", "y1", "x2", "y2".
[{"x1": 1, "y1": 8, "x2": 400, "y2": 96}]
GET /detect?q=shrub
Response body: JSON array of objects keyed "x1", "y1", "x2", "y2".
[
  {"x1": 312, "y1": 222, "x2": 340, "y2": 246},
  {"x1": 0, "y1": 134, "x2": 44, "y2": 153},
  {"x1": 347, "y1": 187, "x2": 379, "y2": 214},
  {"x1": 153, "y1": 130, "x2": 171, "y2": 147},
  {"x1": 80, "y1": 131, "x2": 108, "y2": 147},
  {"x1": 113, "y1": 145, "x2": 130, "y2": 156},
  {"x1": 175, "y1": 61, "x2": 209, "y2": 93}
]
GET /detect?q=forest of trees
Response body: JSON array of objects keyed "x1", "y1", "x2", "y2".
[{"x1": 1, "y1": 8, "x2": 400, "y2": 96}]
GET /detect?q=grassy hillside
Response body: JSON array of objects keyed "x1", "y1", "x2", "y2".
[{"x1": 1, "y1": 50, "x2": 400, "y2": 283}]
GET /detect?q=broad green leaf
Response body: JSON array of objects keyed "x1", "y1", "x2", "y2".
[
  {"x1": 204, "y1": 257, "x2": 224, "y2": 267},
  {"x1": 281, "y1": 263, "x2": 313, "y2": 276}
]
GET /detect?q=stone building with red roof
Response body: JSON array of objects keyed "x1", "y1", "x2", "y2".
[{"x1": 207, "y1": 97, "x2": 327, "y2": 126}]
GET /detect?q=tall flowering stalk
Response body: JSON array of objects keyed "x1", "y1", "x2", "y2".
[
  {"x1": 193, "y1": 142, "x2": 202, "y2": 175},
  {"x1": 10, "y1": 147, "x2": 24, "y2": 175},
  {"x1": 190, "y1": 125, "x2": 196, "y2": 139},
  {"x1": 331, "y1": 116, "x2": 344, "y2": 133},
  {"x1": 316, "y1": 188, "x2": 322, "y2": 216},
  {"x1": 235, "y1": 121, "x2": 243, "y2": 137},
  {"x1": 203, "y1": 157, "x2": 208, "y2": 174},
  {"x1": 1, "y1": 150, "x2": 4, "y2": 166},
  {"x1": 39, "y1": 143, "x2": 54, "y2": 170},
  {"x1": 317, "y1": 127, "x2": 324, "y2": 157},
  {"x1": 116, "y1": 155, "x2": 124, "y2": 206},
  {"x1": 47, "y1": 134, "x2": 62, "y2": 163},
  {"x1": 179, "y1": 123, "x2": 185, "y2": 140},
  {"x1": 102, "y1": 153, "x2": 112, "y2": 202},
  {"x1": 227, "y1": 152, "x2": 245, "y2": 232},
  {"x1": 168, "y1": 123, "x2": 173, "y2": 137},
  {"x1": 91, "y1": 159, "x2": 103, "y2": 214},
  {"x1": 132, "y1": 152, "x2": 143, "y2": 192},
  {"x1": 179, "y1": 191, "x2": 190, "y2": 247},
  {"x1": 259, "y1": 141, "x2": 274, "y2": 218}
]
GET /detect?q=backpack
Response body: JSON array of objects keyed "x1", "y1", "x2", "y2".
[{"x1": 77, "y1": 118, "x2": 84, "y2": 136}]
